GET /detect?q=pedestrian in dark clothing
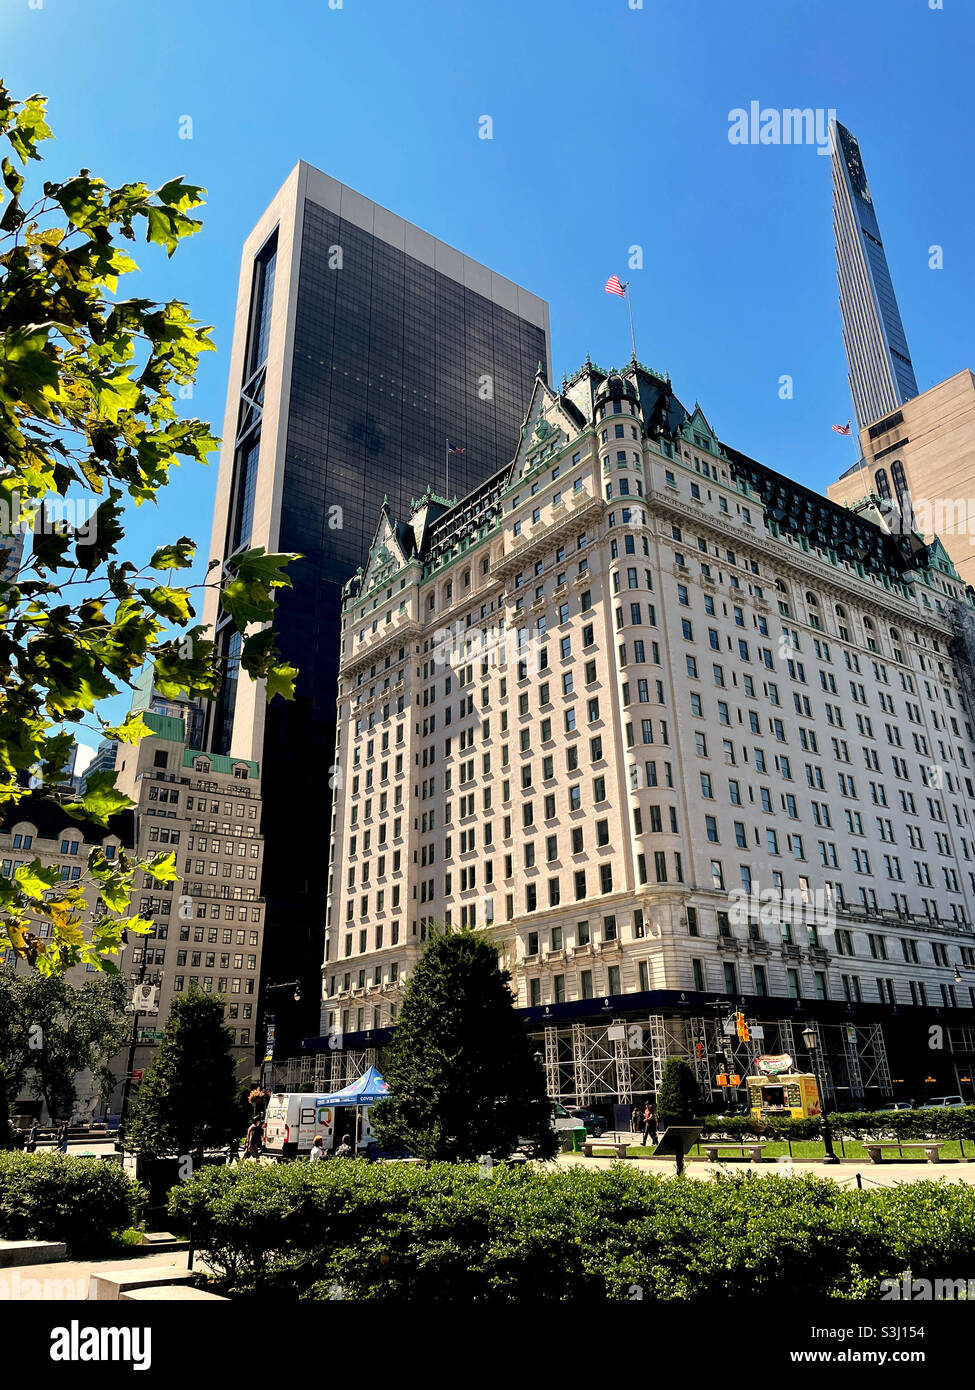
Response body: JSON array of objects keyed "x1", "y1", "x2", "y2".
[
  {"x1": 26, "y1": 1122, "x2": 38, "y2": 1153},
  {"x1": 244, "y1": 1117, "x2": 263, "y2": 1161},
  {"x1": 333, "y1": 1133, "x2": 355, "y2": 1159},
  {"x1": 226, "y1": 1136, "x2": 240, "y2": 1166},
  {"x1": 641, "y1": 1102, "x2": 658, "y2": 1147},
  {"x1": 56, "y1": 1122, "x2": 68, "y2": 1153}
]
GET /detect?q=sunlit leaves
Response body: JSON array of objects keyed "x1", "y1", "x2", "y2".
[{"x1": 0, "y1": 86, "x2": 296, "y2": 973}]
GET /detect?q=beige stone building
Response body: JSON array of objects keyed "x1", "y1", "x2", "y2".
[
  {"x1": 1, "y1": 688, "x2": 267, "y2": 1118},
  {"x1": 1, "y1": 794, "x2": 134, "y2": 1122},
  {"x1": 313, "y1": 359, "x2": 975, "y2": 1111},
  {"x1": 111, "y1": 700, "x2": 266, "y2": 1086},
  {"x1": 827, "y1": 369, "x2": 975, "y2": 590}
]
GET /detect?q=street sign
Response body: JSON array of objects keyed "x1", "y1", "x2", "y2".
[
  {"x1": 722, "y1": 1019, "x2": 737, "y2": 1036},
  {"x1": 750, "y1": 1026, "x2": 765, "y2": 1041}
]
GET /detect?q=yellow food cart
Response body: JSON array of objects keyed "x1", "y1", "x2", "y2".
[{"x1": 747, "y1": 1056, "x2": 821, "y2": 1119}]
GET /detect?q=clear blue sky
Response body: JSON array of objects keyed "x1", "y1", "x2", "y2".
[{"x1": 2, "y1": 0, "x2": 971, "y2": 750}]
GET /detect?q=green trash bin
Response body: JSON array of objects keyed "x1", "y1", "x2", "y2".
[{"x1": 570, "y1": 1125, "x2": 587, "y2": 1153}]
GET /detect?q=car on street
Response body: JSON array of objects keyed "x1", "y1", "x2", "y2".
[
  {"x1": 567, "y1": 1107, "x2": 611, "y2": 1137},
  {"x1": 921, "y1": 1095, "x2": 965, "y2": 1109}
]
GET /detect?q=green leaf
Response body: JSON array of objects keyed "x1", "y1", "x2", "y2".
[
  {"x1": 141, "y1": 852, "x2": 179, "y2": 883},
  {"x1": 100, "y1": 710, "x2": 149, "y2": 745},
  {"x1": 69, "y1": 770, "x2": 132, "y2": 826},
  {"x1": 13, "y1": 858, "x2": 61, "y2": 898},
  {"x1": 149, "y1": 538, "x2": 195, "y2": 570}
]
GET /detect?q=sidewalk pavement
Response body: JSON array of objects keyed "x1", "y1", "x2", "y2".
[
  {"x1": 0, "y1": 1248, "x2": 213, "y2": 1301},
  {"x1": 555, "y1": 1149, "x2": 975, "y2": 1186}
]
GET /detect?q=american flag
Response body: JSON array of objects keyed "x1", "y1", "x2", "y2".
[
  {"x1": 605, "y1": 274, "x2": 626, "y2": 298},
  {"x1": 447, "y1": 440, "x2": 465, "y2": 454},
  {"x1": 832, "y1": 421, "x2": 852, "y2": 435}
]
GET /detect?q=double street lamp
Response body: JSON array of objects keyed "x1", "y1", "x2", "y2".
[{"x1": 801, "y1": 1024, "x2": 839, "y2": 1164}]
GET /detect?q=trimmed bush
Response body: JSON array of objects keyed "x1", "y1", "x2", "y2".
[
  {"x1": 0, "y1": 1152, "x2": 141, "y2": 1256},
  {"x1": 168, "y1": 1158, "x2": 975, "y2": 1301},
  {"x1": 699, "y1": 1106, "x2": 975, "y2": 1145},
  {"x1": 657, "y1": 1057, "x2": 701, "y2": 1127}
]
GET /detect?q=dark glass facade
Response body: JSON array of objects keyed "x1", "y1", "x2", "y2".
[
  {"x1": 230, "y1": 197, "x2": 547, "y2": 1049},
  {"x1": 832, "y1": 121, "x2": 918, "y2": 432}
]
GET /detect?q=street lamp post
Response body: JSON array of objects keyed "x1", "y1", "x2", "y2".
[
  {"x1": 118, "y1": 960, "x2": 160, "y2": 1140},
  {"x1": 802, "y1": 1024, "x2": 839, "y2": 1164},
  {"x1": 262, "y1": 980, "x2": 302, "y2": 1089}
]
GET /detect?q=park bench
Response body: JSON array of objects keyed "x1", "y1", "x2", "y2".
[
  {"x1": 703, "y1": 1141, "x2": 768, "y2": 1163},
  {"x1": 864, "y1": 1140, "x2": 943, "y2": 1164},
  {"x1": 582, "y1": 1139, "x2": 630, "y2": 1159}
]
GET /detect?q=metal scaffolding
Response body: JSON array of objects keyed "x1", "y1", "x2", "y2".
[
  {"x1": 267, "y1": 1013, "x2": 895, "y2": 1110},
  {"x1": 839, "y1": 1023, "x2": 865, "y2": 1101},
  {"x1": 854, "y1": 1023, "x2": 892, "y2": 1095}
]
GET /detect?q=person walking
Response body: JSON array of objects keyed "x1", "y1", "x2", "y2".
[
  {"x1": 226, "y1": 1135, "x2": 240, "y2": 1166},
  {"x1": 641, "y1": 1101, "x2": 658, "y2": 1148},
  {"x1": 26, "y1": 1121, "x2": 38, "y2": 1154},
  {"x1": 333, "y1": 1132, "x2": 354, "y2": 1159},
  {"x1": 244, "y1": 1116, "x2": 264, "y2": 1161},
  {"x1": 56, "y1": 1122, "x2": 68, "y2": 1154},
  {"x1": 309, "y1": 1135, "x2": 327, "y2": 1163}
]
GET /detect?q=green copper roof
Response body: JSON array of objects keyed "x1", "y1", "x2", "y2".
[
  {"x1": 144, "y1": 711, "x2": 185, "y2": 743},
  {"x1": 181, "y1": 749, "x2": 259, "y2": 779}
]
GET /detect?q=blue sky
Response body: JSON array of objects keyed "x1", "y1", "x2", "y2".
[{"x1": 2, "y1": 0, "x2": 971, "y2": 753}]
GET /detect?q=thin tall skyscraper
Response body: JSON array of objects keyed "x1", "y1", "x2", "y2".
[
  {"x1": 831, "y1": 119, "x2": 918, "y2": 432},
  {"x1": 202, "y1": 162, "x2": 550, "y2": 1047}
]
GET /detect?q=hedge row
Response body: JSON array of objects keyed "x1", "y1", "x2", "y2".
[
  {"x1": 699, "y1": 1106, "x2": 975, "y2": 1143},
  {"x1": 0, "y1": 1152, "x2": 141, "y2": 1256},
  {"x1": 169, "y1": 1159, "x2": 975, "y2": 1300}
]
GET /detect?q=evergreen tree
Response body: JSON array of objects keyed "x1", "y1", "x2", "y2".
[
  {"x1": 0, "y1": 1062, "x2": 17, "y2": 1150},
  {"x1": 125, "y1": 987, "x2": 240, "y2": 1159},
  {"x1": 657, "y1": 1056, "x2": 702, "y2": 1127},
  {"x1": 370, "y1": 928, "x2": 558, "y2": 1161}
]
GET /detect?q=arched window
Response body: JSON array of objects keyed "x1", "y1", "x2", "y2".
[
  {"x1": 805, "y1": 592, "x2": 819, "y2": 607},
  {"x1": 891, "y1": 460, "x2": 912, "y2": 516},
  {"x1": 835, "y1": 604, "x2": 847, "y2": 618},
  {"x1": 874, "y1": 468, "x2": 891, "y2": 499},
  {"x1": 864, "y1": 616, "x2": 874, "y2": 632}
]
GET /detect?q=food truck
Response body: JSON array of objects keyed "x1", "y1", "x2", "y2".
[{"x1": 746, "y1": 1055, "x2": 821, "y2": 1120}]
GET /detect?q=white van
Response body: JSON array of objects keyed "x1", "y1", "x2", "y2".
[{"x1": 263, "y1": 1094, "x2": 336, "y2": 1159}]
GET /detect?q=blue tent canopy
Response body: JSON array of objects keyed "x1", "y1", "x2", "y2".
[{"x1": 317, "y1": 1065, "x2": 390, "y2": 1107}]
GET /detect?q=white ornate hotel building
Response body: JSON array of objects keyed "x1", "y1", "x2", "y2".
[{"x1": 313, "y1": 359, "x2": 975, "y2": 1109}]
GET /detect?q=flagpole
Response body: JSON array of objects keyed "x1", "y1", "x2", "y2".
[
  {"x1": 625, "y1": 282, "x2": 636, "y2": 360},
  {"x1": 445, "y1": 437, "x2": 449, "y2": 500}
]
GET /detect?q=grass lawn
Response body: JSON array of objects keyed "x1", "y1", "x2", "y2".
[{"x1": 614, "y1": 1139, "x2": 971, "y2": 1163}]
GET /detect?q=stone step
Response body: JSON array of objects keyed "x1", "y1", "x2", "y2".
[
  {"x1": 0, "y1": 1239, "x2": 67, "y2": 1268},
  {"x1": 120, "y1": 1285, "x2": 227, "y2": 1302},
  {"x1": 138, "y1": 1233, "x2": 190, "y2": 1254},
  {"x1": 88, "y1": 1264, "x2": 196, "y2": 1301}
]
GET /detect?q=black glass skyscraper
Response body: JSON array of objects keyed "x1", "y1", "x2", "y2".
[{"x1": 203, "y1": 163, "x2": 550, "y2": 1049}]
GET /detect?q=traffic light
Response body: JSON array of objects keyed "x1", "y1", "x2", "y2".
[
  {"x1": 696, "y1": 1041, "x2": 704, "y2": 1059},
  {"x1": 735, "y1": 1012, "x2": 751, "y2": 1042}
]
